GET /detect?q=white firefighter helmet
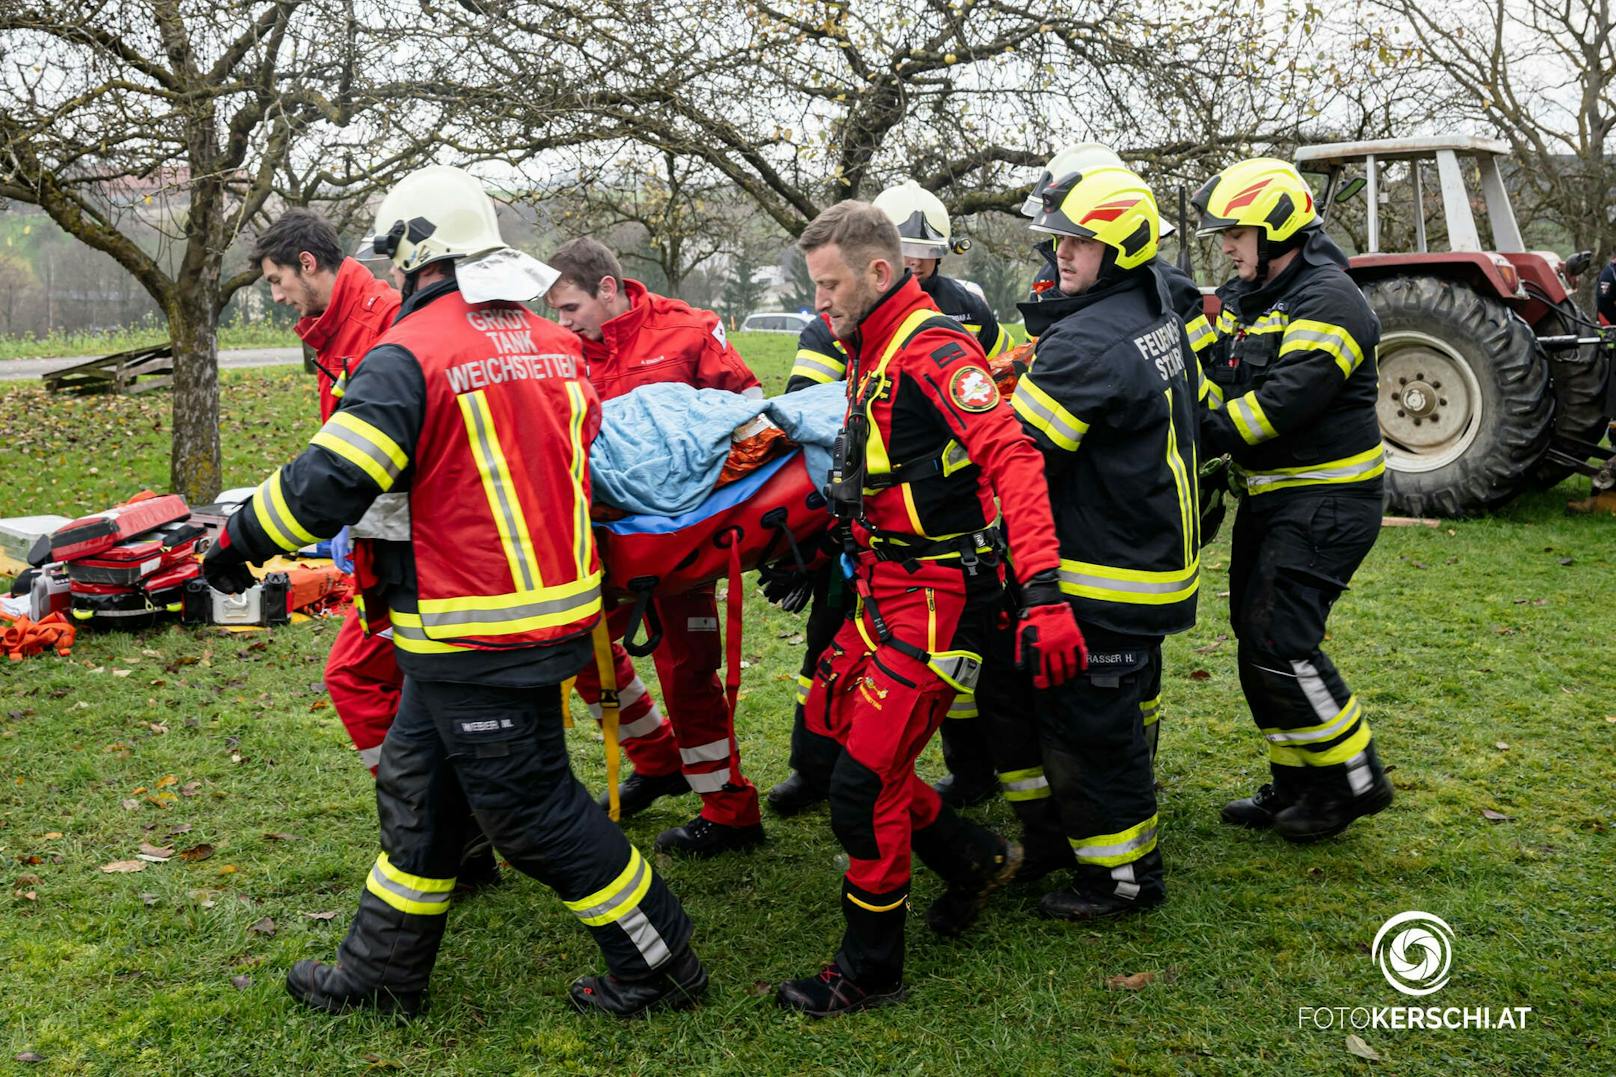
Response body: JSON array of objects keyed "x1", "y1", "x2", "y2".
[
  {"x1": 364, "y1": 164, "x2": 557, "y2": 302},
  {"x1": 874, "y1": 179, "x2": 951, "y2": 260}
]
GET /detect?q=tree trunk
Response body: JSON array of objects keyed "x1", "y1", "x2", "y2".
[{"x1": 167, "y1": 288, "x2": 222, "y2": 503}]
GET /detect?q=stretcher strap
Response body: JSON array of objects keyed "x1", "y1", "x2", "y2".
[
  {"x1": 588, "y1": 618, "x2": 622, "y2": 822},
  {"x1": 722, "y1": 528, "x2": 744, "y2": 778}
]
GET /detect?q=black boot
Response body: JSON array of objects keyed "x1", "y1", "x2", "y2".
[
  {"x1": 777, "y1": 961, "x2": 907, "y2": 1018},
  {"x1": 654, "y1": 814, "x2": 765, "y2": 857},
  {"x1": 913, "y1": 809, "x2": 1022, "y2": 937},
  {"x1": 932, "y1": 770, "x2": 999, "y2": 809},
  {"x1": 286, "y1": 891, "x2": 445, "y2": 1018},
  {"x1": 1038, "y1": 885, "x2": 1164, "y2": 921},
  {"x1": 454, "y1": 832, "x2": 501, "y2": 897},
  {"x1": 598, "y1": 769, "x2": 692, "y2": 818},
  {"x1": 569, "y1": 947, "x2": 708, "y2": 1017},
  {"x1": 767, "y1": 770, "x2": 827, "y2": 816},
  {"x1": 1220, "y1": 782, "x2": 1294, "y2": 828},
  {"x1": 1273, "y1": 743, "x2": 1394, "y2": 843}
]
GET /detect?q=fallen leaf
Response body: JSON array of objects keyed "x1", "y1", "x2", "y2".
[
  {"x1": 15, "y1": 890, "x2": 37, "y2": 901},
  {"x1": 139, "y1": 842, "x2": 174, "y2": 858},
  {"x1": 1105, "y1": 971, "x2": 1156, "y2": 990},
  {"x1": 1192, "y1": 634, "x2": 1228, "y2": 654},
  {"x1": 140, "y1": 893, "x2": 159, "y2": 906},
  {"x1": 1481, "y1": 809, "x2": 1512, "y2": 823},
  {"x1": 112, "y1": 669, "x2": 133, "y2": 678},
  {"x1": 1345, "y1": 1033, "x2": 1382, "y2": 1062},
  {"x1": 14, "y1": 1052, "x2": 44, "y2": 1063},
  {"x1": 1558, "y1": 557, "x2": 1574, "y2": 566},
  {"x1": 177, "y1": 843, "x2": 215, "y2": 862},
  {"x1": 43, "y1": 832, "x2": 61, "y2": 840},
  {"x1": 230, "y1": 974, "x2": 252, "y2": 990},
  {"x1": 179, "y1": 781, "x2": 202, "y2": 797},
  {"x1": 749, "y1": 979, "x2": 773, "y2": 996},
  {"x1": 155, "y1": 775, "x2": 177, "y2": 788},
  {"x1": 308, "y1": 700, "x2": 329, "y2": 711},
  {"x1": 15, "y1": 854, "x2": 41, "y2": 865},
  {"x1": 248, "y1": 916, "x2": 276, "y2": 936},
  {"x1": 15, "y1": 874, "x2": 40, "y2": 886},
  {"x1": 303, "y1": 910, "x2": 338, "y2": 921},
  {"x1": 130, "y1": 786, "x2": 148, "y2": 796},
  {"x1": 218, "y1": 864, "x2": 237, "y2": 875},
  {"x1": 147, "y1": 722, "x2": 168, "y2": 735},
  {"x1": 120, "y1": 799, "x2": 140, "y2": 812},
  {"x1": 1495, "y1": 742, "x2": 1509, "y2": 751},
  {"x1": 1188, "y1": 669, "x2": 1211, "y2": 681},
  {"x1": 100, "y1": 860, "x2": 146, "y2": 874},
  {"x1": 263, "y1": 832, "x2": 299, "y2": 843},
  {"x1": 165, "y1": 823, "x2": 194, "y2": 836}
]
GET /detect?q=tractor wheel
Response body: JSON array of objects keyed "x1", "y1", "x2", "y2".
[
  {"x1": 1528, "y1": 300, "x2": 1613, "y2": 488},
  {"x1": 1364, "y1": 276, "x2": 1552, "y2": 517}
]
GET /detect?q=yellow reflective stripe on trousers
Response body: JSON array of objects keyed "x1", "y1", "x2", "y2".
[
  {"x1": 947, "y1": 692, "x2": 978, "y2": 719},
  {"x1": 565, "y1": 846, "x2": 654, "y2": 927},
  {"x1": 791, "y1": 348, "x2": 846, "y2": 384},
  {"x1": 563, "y1": 382, "x2": 592, "y2": 579},
  {"x1": 312, "y1": 411, "x2": 409, "y2": 491},
  {"x1": 1058, "y1": 557, "x2": 1198, "y2": 605},
  {"x1": 458, "y1": 389, "x2": 542, "y2": 592},
  {"x1": 1070, "y1": 813, "x2": 1159, "y2": 867},
  {"x1": 1282, "y1": 318, "x2": 1366, "y2": 378},
  {"x1": 251, "y1": 469, "x2": 318, "y2": 551},
  {"x1": 1011, "y1": 374, "x2": 1089, "y2": 452},
  {"x1": 1241, "y1": 444, "x2": 1385, "y2": 495},
  {"x1": 1265, "y1": 694, "x2": 1363, "y2": 746},
  {"x1": 795, "y1": 674, "x2": 812, "y2": 707},
  {"x1": 1228, "y1": 390, "x2": 1279, "y2": 445},
  {"x1": 416, "y1": 573, "x2": 603, "y2": 637},
  {"x1": 365, "y1": 851, "x2": 454, "y2": 915},
  {"x1": 1140, "y1": 694, "x2": 1162, "y2": 727},
  {"x1": 999, "y1": 766, "x2": 1050, "y2": 802},
  {"x1": 1163, "y1": 386, "x2": 1195, "y2": 568},
  {"x1": 1269, "y1": 715, "x2": 1373, "y2": 767},
  {"x1": 1185, "y1": 314, "x2": 1216, "y2": 354}
]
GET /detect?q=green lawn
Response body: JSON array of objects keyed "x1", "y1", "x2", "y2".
[
  {"x1": 1, "y1": 336, "x2": 1612, "y2": 1075},
  {"x1": 0, "y1": 323, "x2": 300, "y2": 362}
]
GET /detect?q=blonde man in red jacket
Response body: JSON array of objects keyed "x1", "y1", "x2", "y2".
[{"x1": 546, "y1": 237, "x2": 765, "y2": 857}]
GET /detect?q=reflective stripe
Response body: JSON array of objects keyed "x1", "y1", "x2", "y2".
[
  {"x1": 846, "y1": 890, "x2": 907, "y2": 913},
  {"x1": 947, "y1": 692, "x2": 979, "y2": 719},
  {"x1": 791, "y1": 348, "x2": 846, "y2": 384},
  {"x1": 1247, "y1": 311, "x2": 1289, "y2": 334},
  {"x1": 1203, "y1": 379, "x2": 1226, "y2": 409},
  {"x1": 1070, "y1": 813, "x2": 1159, "y2": 867},
  {"x1": 686, "y1": 768, "x2": 731, "y2": 793},
  {"x1": 1139, "y1": 695, "x2": 1162, "y2": 727},
  {"x1": 1058, "y1": 557, "x2": 1198, "y2": 605},
  {"x1": 564, "y1": 847, "x2": 655, "y2": 927},
  {"x1": 1228, "y1": 391, "x2": 1278, "y2": 444},
  {"x1": 458, "y1": 389, "x2": 541, "y2": 592},
  {"x1": 1185, "y1": 315, "x2": 1217, "y2": 353},
  {"x1": 251, "y1": 469, "x2": 317, "y2": 551},
  {"x1": 389, "y1": 610, "x2": 472, "y2": 654},
  {"x1": 982, "y1": 323, "x2": 1013, "y2": 360},
  {"x1": 416, "y1": 574, "x2": 603, "y2": 637},
  {"x1": 1215, "y1": 308, "x2": 1238, "y2": 333},
  {"x1": 1282, "y1": 318, "x2": 1365, "y2": 378},
  {"x1": 1011, "y1": 375, "x2": 1088, "y2": 452},
  {"x1": 1163, "y1": 386, "x2": 1195, "y2": 568},
  {"x1": 616, "y1": 710, "x2": 664, "y2": 742},
  {"x1": 312, "y1": 412, "x2": 408, "y2": 491},
  {"x1": 1344, "y1": 749, "x2": 1375, "y2": 796},
  {"x1": 859, "y1": 309, "x2": 945, "y2": 480},
  {"x1": 1266, "y1": 695, "x2": 1363, "y2": 745},
  {"x1": 564, "y1": 382, "x2": 593, "y2": 579},
  {"x1": 1110, "y1": 862, "x2": 1141, "y2": 901},
  {"x1": 679, "y1": 738, "x2": 731, "y2": 765},
  {"x1": 365, "y1": 852, "x2": 454, "y2": 915},
  {"x1": 616, "y1": 906, "x2": 672, "y2": 968},
  {"x1": 927, "y1": 650, "x2": 982, "y2": 694},
  {"x1": 358, "y1": 744, "x2": 384, "y2": 768},
  {"x1": 999, "y1": 766, "x2": 1051, "y2": 802},
  {"x1": 1271, "y1": 718, "x2": 1372, "y2": 767},
  {"x1": 795, "y1": 674, "x2": 812, "y2": 707},
  {"x1": 1241, "y1": 444, "x2": 1385, "y2": 495}
]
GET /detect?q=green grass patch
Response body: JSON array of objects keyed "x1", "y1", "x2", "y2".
[
  {"x1": 0, "y1": 323, "x2": 300, "y2": 362},
  {"x1": 1, "y1": 348, "x2": 1612, "y2": 1074}
]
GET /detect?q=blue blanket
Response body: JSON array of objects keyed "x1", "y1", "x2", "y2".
[{"x1": 591, "y1": 382, "x2": 845, "y2": 516}]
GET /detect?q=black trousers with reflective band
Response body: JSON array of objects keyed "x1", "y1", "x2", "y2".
[
  {"x1": 373, "y1": 676, "x2": 692, "y2": 978},
  {"x1": 1228, "y1": 491, "x2": 1382, "y2": 794}
]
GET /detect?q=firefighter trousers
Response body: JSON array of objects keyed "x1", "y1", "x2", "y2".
[
  {"x1": 1228, "y1": 491, "x2": 1383, "y2": 798},
  {"x1": 324, "y1": 605, "x2": 402, "y2": 774},
  {"x1": 573, "y1": 586, "x2": 760, "y2": 826},
  {"x1": 800, "y1": 562, "x2": 1006, "y2": 987},
  {"x1": 333, "y1": 675, "x2": 693, "y2": 994}
]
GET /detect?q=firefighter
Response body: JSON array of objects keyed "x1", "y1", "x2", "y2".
[
  {"x1": 775, "y1": 200, "x2": 1087, "y2": 1017},
  {"x1": 250, "y1": 209, "x2": 405, "y2": 780},
  {"x1": 999, "y1": 166, "x2": 1199, "y2": 918},
  {"x1": 769, "y1": 179, "x2": 1010, "y2": 817},
  {"x1": 205, "y1": 165, "x2": 704, "y2": 1018},
  {"x1": 544, "y1": 237, "x2": 766, "y2": 857},
  {"x1": 1191, "y1": 157, "x2": 1394, "y2": 841}
]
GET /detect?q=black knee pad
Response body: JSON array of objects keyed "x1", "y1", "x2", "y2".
[{"x1": 828, "y1": 752, "x2": 883, "y2": 861}]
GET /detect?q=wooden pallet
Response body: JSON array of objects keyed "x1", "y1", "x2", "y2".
[{"x1": 42, "y1": 344, "x2": 174, "y2": 395}]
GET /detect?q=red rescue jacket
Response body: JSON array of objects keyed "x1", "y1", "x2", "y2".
[
  {"x1": 295, "y1": 257, "x2": 402, "y2": 421},
  {"x1": 581, "y1": 279, "x2": 760, "y2": 401}
]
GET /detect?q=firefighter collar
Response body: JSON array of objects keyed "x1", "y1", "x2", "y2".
[{"x1": 1018, "y1": 268, "x2": 1151, "y2": 338}]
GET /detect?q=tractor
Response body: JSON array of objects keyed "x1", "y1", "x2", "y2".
[{"x1": 1291, "y1": 136, "x2": 1615, "y2": 516}]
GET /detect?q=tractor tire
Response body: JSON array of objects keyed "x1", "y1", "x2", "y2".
[
  {"x1": 1528, "y1": 300, "x2": 1613, "y2": 488},
  {"x1": 1364, "y1": 275, "x2": 1553, "y2": 517}
]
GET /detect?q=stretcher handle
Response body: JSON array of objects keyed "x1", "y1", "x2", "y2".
[
  {"x1": 759, "y1": 507, "x2": 809, "y2": 574},
  {"x1": 620, "y1": 576, "x2": 663, "y2": 658}
]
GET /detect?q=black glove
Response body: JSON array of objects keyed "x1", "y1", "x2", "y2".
[
  {"x1": 202, "y1": 528, "x2": 258, "y2": 595},
  {"x1": 757, "y1": 562, "x2": 812, "y2": 613}
]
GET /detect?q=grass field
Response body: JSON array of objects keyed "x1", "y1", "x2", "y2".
[
  {"x1": 0, "y1": 322, "x2": 300, "y2": 362},
  {"x1": 1, "y1": 333, "x2": 1612, "y2": 1075}
]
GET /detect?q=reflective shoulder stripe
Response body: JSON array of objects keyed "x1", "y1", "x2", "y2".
[
  {"x1": 1011, "y1": 374, "x2": 1089, "y2": 452},
  {"x1": 1185, "y1": 314, "x2": 1217, "y2": 353},
  {"x1": 1227, "y1": 390, "x2": 1279, "y2": 444},
  {"x1": 1281, "y1": 317, "x2": 1366, "y2": 377},
  {"x1": 312, "y1": 411, "x2": 409, "y2": 491},
  {"x1": 1058, "y1": 557, "x2": 1199, "y2": 606},
  {"x1": 1241, "y1": 444, "x2": 1385, "y2": 494},
  {"x1": 251, "y1": 469, "x2": 318, "y2": 551},
  {"x1": 791, "y1": 348, "x2": 846, "y2": 384},
  {"x1": 564, "y1": 847, "x2": 655, "y2": 927},
  {"x1": 1069, "y1": 813, "x2": 1160, "y2": 867},
  {"x1": 365, "y1": 852, "x2": 454, "y2": 915}
]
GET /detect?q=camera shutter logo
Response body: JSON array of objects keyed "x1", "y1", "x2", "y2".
[{"x1": 1373, "y1": 911, "x2": 1454, "y2": 996}]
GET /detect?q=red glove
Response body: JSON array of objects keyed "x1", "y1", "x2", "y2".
[{"x1": 1015, "y1": 571, "x2": 1088, "y2": 689}]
